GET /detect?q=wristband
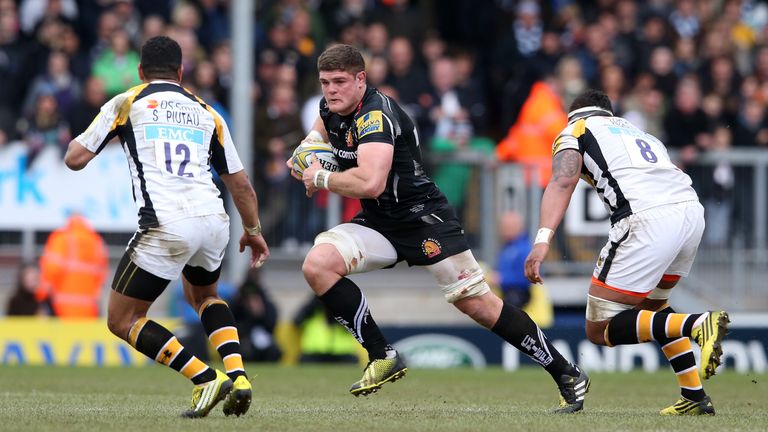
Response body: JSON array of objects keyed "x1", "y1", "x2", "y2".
[
  {"x1": 243, "y1": 220, "x2": 262, "y2": 236},
  {"x1": 534, "y1": 227, "x2": 554, "y2": 245},
  {"x1": 306, "y1": 130, "x2": 324, "y2": 142},
  {"x1": 313, "y1": 169, "x2": 332, "y2": 189}
]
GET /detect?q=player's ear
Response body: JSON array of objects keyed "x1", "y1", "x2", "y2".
[
  {"x1": 357, "y1": 71, "x2": 366, "y2": 87},
  {"x1": 177, "y1": 64, "x2": 184, "y2": 82},
  {"x1": 138, "y1": 64, "x2": 145, "y2": 81}
]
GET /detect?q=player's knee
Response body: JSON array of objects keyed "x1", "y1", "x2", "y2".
[
  {"x1": 301, "y1": 254, "x2": 322, "y2": 284},
  {"x1": 106, "y1": 313, "x2": 131, "y2": 341},
  {"x1": 438, "y1": 267, "x2": 490, "y2": 304},
  {"x1": 586, "y1": 323, "x2": 608, "y2": 345},
  {"x1": 454, "y1": 294, "x2": 500, "y2": 328}
]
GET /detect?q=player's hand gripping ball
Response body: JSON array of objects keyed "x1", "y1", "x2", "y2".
[{"x1": 290, "y1": 140, "x2": 340, "y2": 175}]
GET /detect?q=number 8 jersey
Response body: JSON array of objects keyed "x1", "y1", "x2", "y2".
[
  {"x1": 76, "y1": 80, "x2": 243, "y2": 229},
  {"x1": 552, "y1": 109, "x2": 699, "y2": 224}
]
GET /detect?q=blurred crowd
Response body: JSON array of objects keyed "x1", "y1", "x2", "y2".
[{"x1": 2, "y1": 0, "x2": 767, "y2": 247}]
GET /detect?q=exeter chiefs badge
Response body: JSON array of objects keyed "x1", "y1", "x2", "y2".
[
  {"x1": 421, "y1": 238, "x2": 442, "y2": 258},
  {"x1": 346, "y1": 128, "x2": 354, "y2": 147}
]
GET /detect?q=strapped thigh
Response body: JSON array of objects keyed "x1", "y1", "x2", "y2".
[{"x1": 313, "y1": 223, "x2": 398, "y2": 274}]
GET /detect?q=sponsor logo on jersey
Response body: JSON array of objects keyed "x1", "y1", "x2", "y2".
[
  {"x1": 356, "y1": 110, "x2": 384, "y2": 138},
  {"x1": 333, "y1": 147, "x2": 357, "y2": 160},
  {"x1": 421, "y1": 238, "x2": 442, "y2": 258},
  {"x1": 145, "y1": 125, "x2": 205, "y2": 145},
  {"x1": 146, "y1": 99, "x2": 158, "y2": 109}
]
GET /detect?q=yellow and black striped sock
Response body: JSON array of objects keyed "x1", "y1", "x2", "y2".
[
  {"x1": 606, "y1": 309, "x2": 706, "y2": 345},
  {"x1": 199, "y1": 299, "x2": 246, "y2": 381},
  {"x1": 128, "y1": 318, "x2": 216, "y2": 385},
  {"x1": 656, "y1": 306, "x2": 706, "y2": 401}
]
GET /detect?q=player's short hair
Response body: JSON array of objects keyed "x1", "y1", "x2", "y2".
[
  {"x1": 569, "y1": 89, "x2": 613, "y2": 113},
  {"x1": 140, "y1": 36, "x2": 182, "y2": 79},
  {"x1": 317, "y1": 44, "x2": 365, "y2": 75}
]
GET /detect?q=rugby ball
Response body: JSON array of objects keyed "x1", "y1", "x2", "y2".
[{"x1": 291, "y1": 140, "x2": 340, "y2": 175}]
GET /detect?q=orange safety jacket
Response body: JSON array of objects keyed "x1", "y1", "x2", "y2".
[
  {"x1": 37, "y1": 215, "x2": 108, "y2": 318},
  {"x1": 496, "y1": 81, "x2": 567, "y2": 187}
]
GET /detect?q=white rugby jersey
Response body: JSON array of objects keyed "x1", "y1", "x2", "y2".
[
  {"x1": 553, "y1": 110, "x2": 699, "y2": 224},
  {"x1": 76, "y1": 80, "x2": 243, "y2": 228}
]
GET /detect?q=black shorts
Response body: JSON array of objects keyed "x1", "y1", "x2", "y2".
[{"x1": 351, "y1": 209, "x2": 470, "y2": 266}]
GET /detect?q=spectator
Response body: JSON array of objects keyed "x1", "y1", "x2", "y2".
[
  {"x1": 668, "y1": 0, "x2": 700, "y2": 39},
  {"x1": 67, "y1": 76, "x2": 106, "y2": 138},
  {"x1": 230, "y1": 268, "x2": 281, "y2": 362},
  {"x1": 700, "y1": 125, "x2": 735, "y2": 247},
  {"x1": 140, "y1": 14, "x2": 167, "y2": 47},
  {"x1": 19, "y1": 0, "x2": 78, "y2": 36},
  {"x1": 18, "y1": 91, "x2": 70, "y2": 167},
  {"x1": 36, "y1": 213, "x2": 108, "y2": 318},
  {"x1": 364, "y1": 21, "x2": 388, "y2": 58},
  {"x1": 427, "y1": 56, "x2": 494, "y2": 211},
  {"x1": 511, "y1": 0, "x2": 542, "y2": 58},
  {"x1": 624, "y1": 86, "x2": 666, "y2": 140},
  {"x1": 23, "y1": 50, "x2": 81, "y2": 118},
  {"x1": 663, "y1": 76, "x2": 711, "y2": 167},
  {"x1": 6, "y1": 263, "x2": 45, "y2": 316},
  {"x1": 494, "y1": 211, "x2": 532, "y2": 309},
  {"x1": 112, "y1": 0, "x2": 142, "y2": 48},
  {"x1": 91, "y1": 29, "x2": 141, "y2": 97},
  {"x1": 385, "y1": 37, "x2": 430, "y2": 119},
  {"x1": 59, "y1": 23, "x2": 91, "y2": 82}
]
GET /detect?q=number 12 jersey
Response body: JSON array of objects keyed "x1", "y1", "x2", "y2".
[{"x1": 76, "y1": 80, "x2": 243, "y2": 229}]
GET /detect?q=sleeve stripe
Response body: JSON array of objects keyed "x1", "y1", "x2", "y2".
[
  {"x1": 110, "y1": 83, "x2": 150, "y2": 130},
  {"x1": 191, "y1": 93, "x2": 225, "y2": 147},
  {"x1": 382, "y1": 113, "x2": 395, "y2": 142}
]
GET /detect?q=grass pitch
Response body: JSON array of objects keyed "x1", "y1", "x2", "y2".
[{"x1": 0, "y1": 365, "x2": 766, "y2": 432}]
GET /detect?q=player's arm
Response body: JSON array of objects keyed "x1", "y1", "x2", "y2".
[
  {"x1": 525, "y1": 148, "x2": 583, "y2": 283},
  {"x1": 306, "y1": 115, "x2": 329, "y2": 142},
  {"x1": 219, "y1": 170, "x2": 270, "y2": 268},
  {"x1": 65, "y1": 94, "x2": 124, "y2": 171},
  {"x1": 303, "y1": 142, "x2": 393, "y2": 199},
  {"x1": 64, "y1": 140, "x2": 97, "y2": 171}
]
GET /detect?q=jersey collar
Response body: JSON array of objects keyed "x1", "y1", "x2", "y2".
[
  {"x1": 148, "y1": 79, "x2": 181, "y2": 86},
  {"x1": 567, "y1": 106, "x2": 613, "y2": 123}
]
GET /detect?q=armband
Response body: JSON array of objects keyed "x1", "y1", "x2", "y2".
[{"x1": 534, "y1": 227, "x2": 554, "y2": 245}]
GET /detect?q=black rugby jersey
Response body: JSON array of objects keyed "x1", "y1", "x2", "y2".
[{"x1": 319, "y1": 86, "x2": 450, "y2": 226}]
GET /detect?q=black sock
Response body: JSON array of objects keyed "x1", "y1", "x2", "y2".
[
  {"x1": 606, "y1": 309, "x2": 704, "y2": 345},
  {"x1": 318, "y1": 277, "x2": 391, "y2": 360},
  {"x1": 491, "y1": 303, "x2": 574, "y2": 380},
  {"x1": 656, "y1": 306, "x2": 706, "y2": 402}
]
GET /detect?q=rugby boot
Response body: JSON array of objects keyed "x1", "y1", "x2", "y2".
[
  {"x1": 692, "y1": 311, "x2": 730, "y2": 379},
  {"x1": 181, "y1": 370, "x2": 232, "y2": 418},
  {"x1": 553, "y1": 365, "x2": 590, "y2": 414},
  {"x1": 349, "y1": 353, "x2": 408, "y2": 397},
  {"x1": 660, "y1": 395, "x2": 715, "y2": 416},
  {"x1": 222, "y1": 375, "x2": 252, "y2": 417}
]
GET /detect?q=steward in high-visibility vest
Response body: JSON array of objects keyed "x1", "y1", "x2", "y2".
[
  {"x1": 294, "y1": 297, "x2": 359, "y2": 363},
  {"x1": 496, "y1": 80, "x2": 567, "y2": 187},
  {"x1": 37, "y1": 214, "x2": 108, "y2": 318}
]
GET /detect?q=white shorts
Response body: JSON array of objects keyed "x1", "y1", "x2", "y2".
[
  {"x1": 592, "y1": 201, "x2": 704, "y2": 297},
  {"x1": 129, "y1": 213, "x2": 230, "y2": 280}
]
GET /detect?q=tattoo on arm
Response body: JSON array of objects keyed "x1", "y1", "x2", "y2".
[{"x1": 552, "y1": 150, "x2": 581, "y2": 181}]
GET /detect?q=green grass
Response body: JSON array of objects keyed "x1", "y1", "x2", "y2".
[{"x1": 0, "y1": 365, "x2": 766, "y2": 431}]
